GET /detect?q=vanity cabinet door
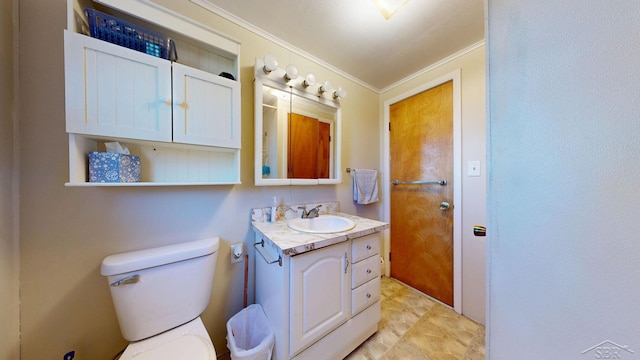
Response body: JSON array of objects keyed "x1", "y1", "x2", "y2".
[
  {"x1": 289, "y1": 242, "x2": 351, "y2": 357},
  {"x1": 64, "y1": 31, "x2": 172, "y2": 142},
  {"x1": 172, "y1": 63, "x2": 240, "y2": 148}
]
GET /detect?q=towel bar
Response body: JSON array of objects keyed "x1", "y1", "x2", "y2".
[
  {"x1": 346, "y1": 167, "x2": 377, "y2": 174},
  {"x1": 254, "y1": 239, "x2": 282, "y2": 266},
  {"x1": 392, "y1": 179, "x2": 447, "y2": 186}
]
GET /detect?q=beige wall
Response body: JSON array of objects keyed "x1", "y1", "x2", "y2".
[
  {"x1": 487, "y1": 0, "x2": 640, "y2": 358},
  {"x1": 18, "y1": 0, "x2": 380, "y2": 358},
  {"x1": 379, "y1": 46, "x2": 487, "y2": 324},
  {"x1": 1, "y1": 0, "x2": 20, "y2": 358}
]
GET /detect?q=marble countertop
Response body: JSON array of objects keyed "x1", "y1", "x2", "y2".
[{"x1": 252, "y1": 212, "x2": 389, "y2": 256}]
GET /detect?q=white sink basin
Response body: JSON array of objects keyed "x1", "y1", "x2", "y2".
[{"x1": 287, "y1": 215, "x2": 356, "y2": 234}]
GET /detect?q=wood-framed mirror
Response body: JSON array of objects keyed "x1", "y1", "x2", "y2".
[{"x1": 254, "y1": 58, "x2": 343, "y2": 186}]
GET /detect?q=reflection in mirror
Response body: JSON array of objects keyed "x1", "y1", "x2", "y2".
[
  {"x1": 255, "y1": 57, "x2": 345, "y2": 186},
  {"x1": 261, "y1": 86, "x2": 337, "y2": 180},
  {"x1": 260, "y1": 86, "x2": 287, "y2": 180},
  {"x1": 288, "y1": 111, "x2": 331, "y2": 179}
]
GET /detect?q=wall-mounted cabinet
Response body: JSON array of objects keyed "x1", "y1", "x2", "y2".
[{"x1": 64, "y1": 0, "x2": 241, "y2": 186}]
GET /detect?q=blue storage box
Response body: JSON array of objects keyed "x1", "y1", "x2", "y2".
[
  {"x1": 85, "y1": 8, "x2": 176, "y2": 60},
  {"x1": 89, "y1": 151, "x2": 141, "y2": 183}
]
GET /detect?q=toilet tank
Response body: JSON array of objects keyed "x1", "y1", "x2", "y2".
[{"x1": 101, "y1": 237, "x2": 220, "y2": 341}]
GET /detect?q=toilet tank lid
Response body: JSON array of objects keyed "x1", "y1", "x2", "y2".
[{"x1": 101, "y1": 237, "x2": 220, "y2": 276}]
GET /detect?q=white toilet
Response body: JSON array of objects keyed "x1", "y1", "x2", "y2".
[{"x1": 101, "y1": 237, "x2": 220, "y2": 359}]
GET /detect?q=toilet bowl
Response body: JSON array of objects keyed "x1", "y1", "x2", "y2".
[{"x1": 101, "y1": 238, "x2": 220, "y2": 360}]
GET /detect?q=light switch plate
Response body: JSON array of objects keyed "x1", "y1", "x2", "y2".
[{"x1": 468, "y1": 161, "x2": 481, "y2": 177}]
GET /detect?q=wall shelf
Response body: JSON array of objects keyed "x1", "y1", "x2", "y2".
[
  {"x1": 67, "y1": 134, "x2": 240, "y2": 186},
  {"x1": 65, "y1": 1, "x2": 241, "y2": 186}
]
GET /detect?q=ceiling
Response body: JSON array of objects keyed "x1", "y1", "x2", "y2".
[{"x1": 193, "y1": 0, "x2": 485, "y2": 91}]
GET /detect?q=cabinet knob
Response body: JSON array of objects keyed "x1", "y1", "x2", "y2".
[
  {"x1": 366, "y1": 269, "x2": 372, "y2": 274},
  {"x1": 366, "y1": 245, "x2": 372, "y2": 250},
  {"x1": 366, "y1": 293, "x2": 371, "y2": 299}
]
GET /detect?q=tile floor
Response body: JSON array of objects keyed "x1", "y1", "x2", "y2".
[
  {"x1": 345, "y1": 276, "x2": 485, "y2": 360},
  {"x1": 219, "y1": 276, "x2": 485, "y2": 360}
]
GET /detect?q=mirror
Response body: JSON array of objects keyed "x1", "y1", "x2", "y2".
[{"x1": 254, "y1": 59, "x2": 343, "y2": 186}]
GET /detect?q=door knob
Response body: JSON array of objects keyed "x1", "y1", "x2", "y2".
[
  {"x1": 439, "y1": 201, "x2": 450, "y2": 211},
  {"x1": 473, "y1": 225, "x2": 486, "y2": 236}
]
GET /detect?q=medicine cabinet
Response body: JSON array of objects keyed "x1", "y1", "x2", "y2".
[{"x1": 254, "y1": 58, "x2": 344, "y2": 186}]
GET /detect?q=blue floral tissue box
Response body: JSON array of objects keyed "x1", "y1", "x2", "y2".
[{"x1": 89, "y1": 151, "x2": 141, "y2": 183}]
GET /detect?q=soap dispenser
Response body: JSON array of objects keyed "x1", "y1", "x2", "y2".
[{"x1": 270, "y1": 197, "x2": 278, "y2": 223}]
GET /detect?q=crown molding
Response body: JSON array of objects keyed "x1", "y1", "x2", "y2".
[
  {"x1": 379, "y1": 40, "x2": 485, "y2": 94},
  {"x1": 190, "y1": 0, "x2": 379, "y2": 92},
  {"x1": 190, "y1": 0, "x2": 485, "y2": 94}
]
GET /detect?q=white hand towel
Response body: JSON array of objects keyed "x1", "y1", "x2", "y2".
[{"x1": 353, "y1": 169, "x2": 379, "y2": 205}]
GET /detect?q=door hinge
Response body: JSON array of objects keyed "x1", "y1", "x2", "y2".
[
  {"x1": 388, "y1": 122, "x2": 391, "y2": 131},
  {"x1": 388, "y1": 252, "x2": 391, "y2": 262}
]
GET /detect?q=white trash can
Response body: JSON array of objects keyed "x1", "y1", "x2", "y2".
[{"x1": 226, "y1": 304, "x2": 275, "y2": 360}]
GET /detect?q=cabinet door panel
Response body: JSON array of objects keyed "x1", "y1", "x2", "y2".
[
  {"x1": 64, "y1": 31, "x2": 172, "y2": 142},
  {"x1": 172, "y1": 63, "x2": 240, "y2": 148},
  {"x1": 290, "y1": 243, "x2": 351, "y2": 356}
]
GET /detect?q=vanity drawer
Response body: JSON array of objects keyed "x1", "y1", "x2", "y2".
[
  {"x1": 352, "y1": 277, "x2": 380, "y2": 316},
  {"x1": 352, "y1": 255, "x2": 380, "y2": 289},
  {"x1": 352, "y1": 233, "x2": 380, "y2": 263}
]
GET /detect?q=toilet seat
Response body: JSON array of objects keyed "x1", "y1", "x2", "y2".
[{"x1": 119, "y1": 317, "x2": 216, "y2": 360}]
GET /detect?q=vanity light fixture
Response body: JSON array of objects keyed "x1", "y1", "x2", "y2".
[
  {"x1": 284, "y1": 64, "x2": 299, "y2": 82},
  {"x1": 302, "y1": 72, "x2": 317, "y2": 88},
  {"x1": 333, "y1": 86, "x2": 347, "y2": 99},
  {"x1": 318, "y1": 80, "x2": 333, "y2": 94},
  {"x1": 256, "y1": 56, "x2": 346, "y2": 102},
  {"x1": 262, "y1": 54, "x2": 278, "y2": 74}
]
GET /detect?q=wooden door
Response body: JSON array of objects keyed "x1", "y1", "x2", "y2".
[
  {"x1": 318, "y1": 121, "x2": 331, "y2": 178},
  {"x1": 288, "y1": 113, "x2": 319, "y2": 178},
  {"x1": 389, "y1": 80, "x2": 454, "y2": 306},
  {"x1": 288, "y1": 113, "x2": 331, "y2": 179}
]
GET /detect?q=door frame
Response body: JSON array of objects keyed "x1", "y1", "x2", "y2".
[{"x1": 381, "y1": 70, "x2": 462, "y2": 314}]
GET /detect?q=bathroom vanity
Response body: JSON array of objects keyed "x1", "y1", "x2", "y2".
[{"x1": 252, "y1": 211, "x2": 389, "y2": 360}]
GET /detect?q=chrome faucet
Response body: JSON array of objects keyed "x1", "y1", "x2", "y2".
[{"x1": 299, "y1": 205, "x2": 322, "y2": 219}]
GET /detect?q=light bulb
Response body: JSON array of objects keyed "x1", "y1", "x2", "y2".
[
  {"x1": 262, "y1": 54, "x2": 278, "y2": 74},
  {"x1": 333, "y1": 86, "x2": 347, "y2": 99},
  {"x1": 284, "y1": 64, "x2": 299, "y2": 82},
  {"x1": 302, "y1": 72, "x2": 317, "y2": 88},
  {"x1": 319, "y1": 80, "x2": 333, "y2": 94}
]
